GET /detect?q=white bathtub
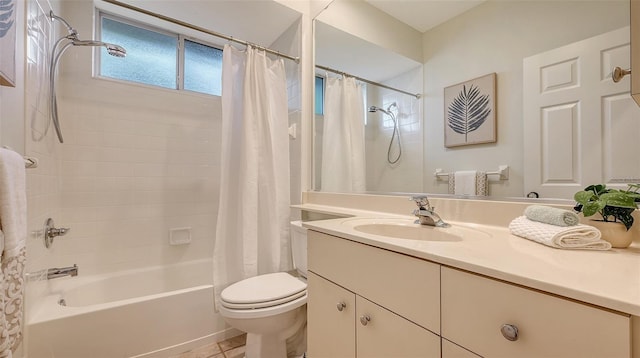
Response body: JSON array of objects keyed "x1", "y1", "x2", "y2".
[{"x1": 27, "y1": 259, "x2": 236, "y2": 358}]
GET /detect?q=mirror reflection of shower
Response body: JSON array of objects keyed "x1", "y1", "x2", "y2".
[
  {"x1": 49, "y1": 11, "x2": 127, "y2": 143},
  {"x1": 368, "y1": 102, "x2": 401, "y2": 164}
]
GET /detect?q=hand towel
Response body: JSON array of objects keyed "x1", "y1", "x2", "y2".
[
  {"x1": 524, "y1": 205, "x2": 580, "y2": 227},
  {"x1": 449, "y1": 171, "x2": 488, "y2": 196},
  {"x1": 509, "y1": 216, "x2": 611, "y2": 250},
  {"x1": 0, "y1": 148, "x2": 26, "y2": 356}
]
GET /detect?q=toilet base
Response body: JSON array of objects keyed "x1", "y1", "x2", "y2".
[{"x1": 242, "y1": 306, "x2": 306, "y2": 358}]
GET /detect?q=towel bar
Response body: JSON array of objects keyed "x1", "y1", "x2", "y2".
[
  {"x1": 25, "y1": 157, "x2": 38, "y2": 168},
  {"x1": 434, "y1": 165, "x2": 509, "y2": 180},
  {"x1": 2, "y1": 146, "x2": 39, "y2": 168}
]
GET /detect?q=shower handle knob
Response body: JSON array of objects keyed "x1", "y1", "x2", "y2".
[
  {"x1": 336, "y1": 302, "x2": 346, "y2": 312},
  {"x1": 43, "y1": 218, "x2": 71, "y2": 248}
]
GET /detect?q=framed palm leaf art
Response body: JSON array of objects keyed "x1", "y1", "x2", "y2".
[{"x1": 444, "y1": 73, "x2": 496, "y2": 147}]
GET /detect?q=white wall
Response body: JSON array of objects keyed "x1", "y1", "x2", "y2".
[
  {"x1": 422, "y1": 0, "x2": 629, "y2": 198},
  {"x1": 270, "y1": 18, "x2": 304, "y2": 217},
  {"x1": 315, "y1": 0, "x2": 422, "y2": 64}
]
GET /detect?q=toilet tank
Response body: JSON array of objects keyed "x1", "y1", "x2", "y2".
[{"x1": 290, "y1": 221, "x2": 308, "y2": 278}]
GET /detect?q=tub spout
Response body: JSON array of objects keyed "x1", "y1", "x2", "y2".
[{"x1": 47, "y1": 264, "x2": 78, "y2": 280}]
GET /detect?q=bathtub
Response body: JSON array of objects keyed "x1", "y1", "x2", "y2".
[{"x1": 27, "y1": 259, "x2": 237, "y2": 358}]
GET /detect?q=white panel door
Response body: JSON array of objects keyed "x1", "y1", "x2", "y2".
[{"x1": 523, "y1": 26, "x2": 640, "y2": 199}]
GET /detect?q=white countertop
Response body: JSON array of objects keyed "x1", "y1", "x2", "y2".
[{"x1": 297, "y1": 204, "x2": 640, "y2": 316}]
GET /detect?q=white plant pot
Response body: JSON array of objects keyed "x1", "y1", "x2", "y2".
[{"x1": 587, "y1": 220, "x2": 636, "y2": 248}]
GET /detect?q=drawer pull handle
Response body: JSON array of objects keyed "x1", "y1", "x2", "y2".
[
  {"x1": 360, "y1": 315, "x2": 371, "y2": 326},
  {"x1": 501, "y1": 324, "x2": 519, "y2": 341},
  {"x1": 336, "y1": 302, "x2": 346, "y2": 312}
]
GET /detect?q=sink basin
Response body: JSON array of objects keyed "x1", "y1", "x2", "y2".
[{"x1": 341, "y1": 218, "x2": 490, "y2": 242}]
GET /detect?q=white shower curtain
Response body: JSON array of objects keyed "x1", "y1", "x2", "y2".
[
  {"x1": 213, "y1": 45, "x2": 291, "y2": 302},
  {"x1": 321, "y1": 76, "x2": 366, "y2": 192}
]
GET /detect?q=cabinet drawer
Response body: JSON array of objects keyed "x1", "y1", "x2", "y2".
[
  {"x1": 441, "y1": 267, "x2": 631, "y2": 358},
  {"x1": 308, "y1": 231, "x2": 440, "y2": 333}
]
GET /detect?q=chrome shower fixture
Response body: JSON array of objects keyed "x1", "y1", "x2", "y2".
[
  {"x1": 48, "y1": 11, "x2": 127, "y2": 143},
  {"x1": 368, "y1": 102, "x2": 402, "y2": 164}
]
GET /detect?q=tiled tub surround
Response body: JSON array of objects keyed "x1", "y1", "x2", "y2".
[{"x1": 298, "y1": 192, "x2": 640, "y2": 355}]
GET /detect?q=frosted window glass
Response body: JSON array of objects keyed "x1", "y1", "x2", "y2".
[
  {"x1": 101, "y1": 17, "x2": 177, "y2": 89},
  {"x1": 315, "y1": 76, "x2": 324, "y2": 115},
  {"x1": 184, "y1": 40, "x2": 222, "y2": 96}
]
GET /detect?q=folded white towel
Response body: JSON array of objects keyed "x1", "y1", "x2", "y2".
[
  {"x1": 524, "y1": 205, "x2": 580, "y2": 227},
  {"x1": 509, "y1": 216, "x2": 611, "y2": 250}
]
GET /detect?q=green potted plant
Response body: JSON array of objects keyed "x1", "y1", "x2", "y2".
[{"x1": 574, "y1": 184, "x2": 640, "y2": 248}]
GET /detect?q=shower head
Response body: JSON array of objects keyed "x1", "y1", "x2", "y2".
[
  {"x1": 71, "y1": 40, "x2": 127, "y2": 57},
  {"x1": 368, "y1": 104, "x2": 395, "y2": 116}
]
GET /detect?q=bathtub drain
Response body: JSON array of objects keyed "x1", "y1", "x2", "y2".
[{"x1": 58, "y1": 299, "x2": 66, "y2": 306}]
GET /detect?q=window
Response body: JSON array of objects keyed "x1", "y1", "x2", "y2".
[
  {"x1": 184, "y1": 39, "x2": 223, "y2": 95},
  {"x1": 315, "y1": 76, "x2": 324, "y2": 115},
  {"x1": 98, "y1": 13, "x2": 223, "y2": 96}
]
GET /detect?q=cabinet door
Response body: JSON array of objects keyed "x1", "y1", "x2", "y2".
[
  {"x1": 356, "y1": 296, "x2": 440, "y2": 358},
  {"x1": 442, "y1": 339, "x2": 482, "y2": 358},
  {"x1": 307, "y1": 272, "x2": 356, "y2": 358}
]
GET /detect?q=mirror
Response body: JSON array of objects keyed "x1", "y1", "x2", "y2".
[{"x1": 313, "y1": 0, "x2": 631, "y2": 200}]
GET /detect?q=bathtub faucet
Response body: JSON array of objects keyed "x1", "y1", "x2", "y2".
[{"x1": 47, "y1": 264, "x2": 78, "y2": 280}]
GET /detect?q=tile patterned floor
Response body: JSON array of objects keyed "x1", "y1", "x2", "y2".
[{"x1": 174, "y1": 334, "x2": 246, "y2": 358}]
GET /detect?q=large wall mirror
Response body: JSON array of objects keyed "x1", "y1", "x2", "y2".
[{"x1": 313, "y1": 0, "x2": 636, "y2": 201}]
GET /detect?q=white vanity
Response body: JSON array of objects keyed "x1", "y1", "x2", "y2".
[{"x1": 299, "y1": 193, "x2": 640, "y2": 358}]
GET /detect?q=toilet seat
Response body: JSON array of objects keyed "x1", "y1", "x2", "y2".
[{"x1": 221, "y1": 272, "x2": 307, "y2": 310}]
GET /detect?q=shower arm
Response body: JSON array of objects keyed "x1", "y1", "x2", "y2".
[{"x1": 50, "y1": 11, "x2": 77, "y2": 37}]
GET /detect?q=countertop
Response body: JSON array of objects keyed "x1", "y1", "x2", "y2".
[{"x1": 296, "y1": 204, "x2": 640, "y2": 316}]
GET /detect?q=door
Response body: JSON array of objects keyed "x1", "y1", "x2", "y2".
[{"x1": 523, "y1": 26, "x2": 640, "y2": 198}]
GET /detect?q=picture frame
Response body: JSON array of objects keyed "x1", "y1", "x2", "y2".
[
  {"x1": 444, "y1": 73, "x2": 496, "y2": 147},
  {"x1": 0, "y1": 0, "x2": 17, "y2": 87}
]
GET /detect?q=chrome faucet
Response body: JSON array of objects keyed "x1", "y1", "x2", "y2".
[
  {"x1": 46, "y1": 264, "x2": 78, "y2": 280},
  {"x1": 410, "y1": 195, "x2": 450, "y2": 228}
]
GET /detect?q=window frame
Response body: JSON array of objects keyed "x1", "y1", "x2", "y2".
[{"x1": 96, "y1": 10, "x2": 223, "y2": 97}]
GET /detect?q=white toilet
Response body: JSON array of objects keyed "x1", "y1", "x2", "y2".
[{"x1": 219, "y1": 221, "x2": 308, "y2": 358}]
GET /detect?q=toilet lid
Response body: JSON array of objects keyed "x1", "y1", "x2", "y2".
[{"x1": 221, "y1": 272, "x2": 307, "y2": 307}]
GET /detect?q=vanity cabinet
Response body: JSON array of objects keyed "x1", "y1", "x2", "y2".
[
  {"x1": 307, "y1": 229, "x2": 633, "y2": 358},
  {"x1": 307, "y1": 231, "x2": 441, "y2": 357},
  {"x1": 441, "y1": 267, "x2": 631, "y2": 358}
]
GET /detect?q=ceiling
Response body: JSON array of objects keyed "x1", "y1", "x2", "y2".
[{"x1": 364, "y1": 0, "x2": 485, "y2": 33}]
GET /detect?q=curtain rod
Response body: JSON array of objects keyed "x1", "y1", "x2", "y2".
[
  {"x1": 316, "y1": 65, "x2": 421, "y2": 99},
  {"x1": 101, "y1": 0, "x2": 300, "y2": 63}
]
